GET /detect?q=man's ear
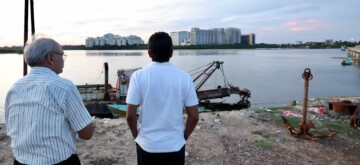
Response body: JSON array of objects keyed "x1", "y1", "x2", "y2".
[
  {"x1": 45, "y1": 53, "x2": 54, "y2": 65},
  {"x1": 148, "y1": 50, "x2": 153, "y2": 58},
  {"x1": 169, "y1": 50, "x2": 173, "y2": 58}
]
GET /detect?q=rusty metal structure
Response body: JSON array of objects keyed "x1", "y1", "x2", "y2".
[
  {"x1": 282, "y1": 68, "x2": 337, "y2": 140},
  {"x1": 190, "y1": 61, "x2": 251, "y2": 110}
]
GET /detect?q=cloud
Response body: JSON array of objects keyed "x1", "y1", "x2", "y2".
[
  {"x1": 290, "y1": 27, "x2": 313, "y2": 32},
  {"x1": 305, "y1": 20, "x2": 320, "y2": 23},
  {"x1": 283, "y1": 21, "x2": 299, "y2": 26}
]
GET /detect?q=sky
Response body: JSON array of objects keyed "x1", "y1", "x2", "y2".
[{"x1": 0, "y1": 0, "x2": 360, "y2": 46}]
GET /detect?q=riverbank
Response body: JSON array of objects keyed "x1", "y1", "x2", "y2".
[{"x1": 1, "y1": 96, "x2": 360, "y2": 164}]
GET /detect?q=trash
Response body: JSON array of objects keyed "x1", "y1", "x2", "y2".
[
  {"x1": 317, "y1": 107, "x2": 324, "y2": 114},
  {"x1": 214, "y1": 119, "x2": 221, "y2": 124},
  {"x1": 282, "y1": 110, "x2": 302, "y2": 117},
  {"x1": 209, "y1": 125, "x2": 219, "y2": 131},
  {"x1": 216, "y1": 114, "x2": 221, "y2": 118},
  {"x1": 291, "y1": 100, "x2": 297, "y2": 106}
]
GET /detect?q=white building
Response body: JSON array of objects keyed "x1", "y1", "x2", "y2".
[
  {"x1": 85, "y1": 33, "x2": 144, "y2": 47},
  {"x1": 225, "y1": 27, "x2": 241, "y2": 45},
  {"x1": 170, "y1": 31, "x2": 190, "y2": 46},
  {"x1": 127, "y1": 35, "x2": 144, "y2": 45},
  {"x1": 85, "y1": 37, "x2": 95, "y2": 47},
  {"x1": 171, "y1": 27, "x2": 242, "y2": 46}
]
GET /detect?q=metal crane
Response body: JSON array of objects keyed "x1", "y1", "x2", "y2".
[{"x1": 190, "y1": 61, "x2": 251, "y2": 110}]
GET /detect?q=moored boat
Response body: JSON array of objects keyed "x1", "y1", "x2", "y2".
[{"x1": 341, "y1": 58, "x2": 352, "y2": 65}]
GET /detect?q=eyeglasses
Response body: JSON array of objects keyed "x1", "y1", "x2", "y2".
[{"x1": 51, "y1": 52, "x2": 67, "y2": 61}]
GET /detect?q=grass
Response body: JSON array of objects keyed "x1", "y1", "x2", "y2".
[
  {"x1": 251, "y1": 130, "x2": 277, "y2": 149},
  {"x1": 319, "y1": 120, "x2": 360, "y2": 140},
  {"x1": 270, "y1": 112, "x2": 360, "y2": 140}
]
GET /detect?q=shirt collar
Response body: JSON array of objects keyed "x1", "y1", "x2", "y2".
[
  {"x1": 29, "y1": 67, "x2": 58, "y2": 76},
  {"x1": 149, "y1": 62, "x2": 173, "y2": 67}
]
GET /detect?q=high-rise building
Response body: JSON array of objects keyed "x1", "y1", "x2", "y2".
[
  {"x1": 225, "y1": 28, "x2": 241, "y2": 45},
  {"x1": 170, "y1": 31, "x2": 190, "y2": 46},
  {"x1": 170, "y1": 27, "x2": 248, "y2": 46},
  {"x1": 241, "y1": 33, "x2": 256, "y2": 45}
]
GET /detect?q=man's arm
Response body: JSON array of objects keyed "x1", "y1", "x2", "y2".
[
  {"x1": 184, "y1": 105, "x2": 199, "y2": 141},
  {"x1": 126, "y1": 104, "x2": 138, "y2": 139},
  {"x1": 78, "y1": 122, "x2": 94, "y2": 140},
  {"x1": 350, "y1": 104, "x2": 359, "y2": 128}
]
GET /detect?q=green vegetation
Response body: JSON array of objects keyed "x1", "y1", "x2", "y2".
[
  {"x1": 320, "y1": 120, "x2": 360, "y2": 140},
  {"x1": 1, "y1": 40, "x2": 359, "y2": 53},
  {"x1": 251, "y1": 130, "x2": 277, "y2": 149},
  {"x1": 265, "y1": 109, "x2": 360, "y2": 140},
  {"x1": 0, "y1": 46, "x2": 23, "y2": 54}
]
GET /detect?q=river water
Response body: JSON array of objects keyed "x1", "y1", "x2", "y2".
[{"x1": 1, "y1": 49, "x2": 359, "y2": 123}]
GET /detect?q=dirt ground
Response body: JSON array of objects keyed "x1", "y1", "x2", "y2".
[{"x1": 1, "y1": 97, "x2": 360, "y2": 165}]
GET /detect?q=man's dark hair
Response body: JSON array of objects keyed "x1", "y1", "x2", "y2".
[{"x1": 148, "y1": 32, "x2": 173, "y2": 62}]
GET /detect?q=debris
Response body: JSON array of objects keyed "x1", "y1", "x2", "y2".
[
  {"x1": 282, "y1": 110, "x2": 301, "y2": 117},
  {"x1": 209, "y1": 125, "x2": 219, "y2": 131}
]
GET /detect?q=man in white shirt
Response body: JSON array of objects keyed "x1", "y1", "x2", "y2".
[
  {"x1": 5, "y1": 37, "x2": 94, "y2": 165},
  {"x1": 126, "y1": 32, "x2": 199, "y2": 165}
]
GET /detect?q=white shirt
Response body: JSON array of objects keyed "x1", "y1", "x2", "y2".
[
  {"x1": 126, "y1": 62, "x2": 198, "y2": 153},
  {"x1": 5, "y1": 67, "x2": 93, "y2": 164}
]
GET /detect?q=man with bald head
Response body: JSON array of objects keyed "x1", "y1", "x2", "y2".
[{"x1": 5, "y1": 37, "x2": 94, "y2": 165}]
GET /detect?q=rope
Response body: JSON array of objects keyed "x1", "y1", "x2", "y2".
[
  {"x1": 91, "y1": 69, "x2": 104, "y2": 84},
  {"x1": 188, "y1": 62, "x2": 212, "y2": 73}
]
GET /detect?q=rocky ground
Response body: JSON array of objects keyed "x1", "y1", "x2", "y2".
[{"x1": 1, "y1": 96, "x2": 360, "y2": 165}]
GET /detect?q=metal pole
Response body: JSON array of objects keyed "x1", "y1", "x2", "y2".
[
  {"x1": 30, "y1": 0, "x2": 35, "y2": 36},
  {"x1": 23, "y1": 0, "x2": 29, "y2": 76},
  {"x1": 301, "y1": 68, "x2": 313, "y2": 126}
]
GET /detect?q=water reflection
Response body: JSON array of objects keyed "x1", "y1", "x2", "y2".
[
  {"x1": 175, "y1": 50, "x2": 239, "y2": 56},
  {"x1": 85, "y1": 51, "x2": 144, "y2": 56}
]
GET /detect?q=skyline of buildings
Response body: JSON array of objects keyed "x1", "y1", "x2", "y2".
[
  {"x1": 170, "y1": 27, "x2": 256, "y2": 46},
  {"x1": 85, "y1": 27, "x2": 256, "y2": 47},
  {"x1": 85, "y1": 33, "x2": 144, "y2": 48}
]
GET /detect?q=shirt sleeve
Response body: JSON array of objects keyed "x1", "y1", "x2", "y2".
[
  {"x1": 64, "y1": 84, "x2": 93, "y2": 132},
  {"x1": 184, "y1": 75, "x2": 199, "y2": 107},
  {"x1": 126, "y1": 72, "x2": 141, "y2": 105}
]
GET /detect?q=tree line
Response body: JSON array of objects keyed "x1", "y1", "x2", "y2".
[{"x1": 1, "y1": 40, "x2": 359, "y2": 54}]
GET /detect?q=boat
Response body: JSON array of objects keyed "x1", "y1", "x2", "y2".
[
  {"x1": 76, "y1": 62, "x2": 140, "y2": 117},
  {"x1": 107, "y1": 104, "x2": 212, "y2": 118},
  {"x1": 78, "y1": 61, "x2": 251, "y2": 118},
  {"x1": 341, "y1": 58, "x2": 352, "y2": 65},
  {"x1": 107, "y1": 104, "x2": 139, "y2": 118},
  {"x1": 341, "y1": 45, "x2": 346, "y2": 51}
]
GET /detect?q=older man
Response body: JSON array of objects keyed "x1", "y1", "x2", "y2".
[{"x1": 5, "y1": 37, "x2": 94, "y2": 165}]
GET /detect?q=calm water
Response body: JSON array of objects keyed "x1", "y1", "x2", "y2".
[{"x1": 1, "y1": 49, "x2": 359, "y2": 123}]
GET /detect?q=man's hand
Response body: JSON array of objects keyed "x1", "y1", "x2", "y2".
[{"x1": 350, "y1": 114, "x2": 358, "y2": 129}]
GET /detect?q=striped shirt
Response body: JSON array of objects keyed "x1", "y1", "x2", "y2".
[{"x1": 5, "y1": 67, "x2": 93, "y2": 165}]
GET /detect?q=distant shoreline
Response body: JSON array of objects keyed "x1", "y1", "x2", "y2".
[{"x1": 0, "y1": 43, "x2": 353, "y2": 54}]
